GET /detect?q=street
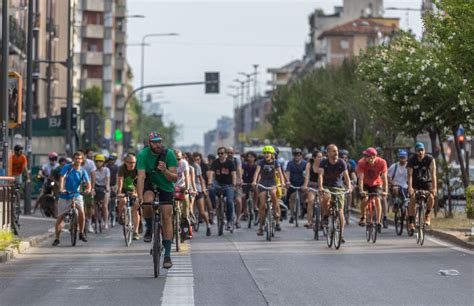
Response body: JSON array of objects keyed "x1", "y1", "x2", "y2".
[{"x1": 0, "y1": 216, "x2": 473, "y2": 306}]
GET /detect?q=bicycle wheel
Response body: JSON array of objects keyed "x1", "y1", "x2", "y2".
[
  {"x1": 217, "y1": 199, "x2": 224, "y2": 236},
  {"x1": 344, "y1": 194, "x2": 350, "y2": 225},
  {"x1": 295, "y1": 195, "x2": 300, "y2": 227},
  {"x1": 334, "y1": 211, "x2": 343, "y2": 249},
  {"x1": 326, "y1": 214, "x2": 334, "y2": 248},
  {"x1": 394, "y1": 211, "x2": 403, "y2": 236},
  {"x1": 153, "y1": 221, "x2": 162, "y2": 278},
  {"x1": 193, "y1": 205, "x2": 200, "y2": 232},
  {"x1": 11, "y1": 192, "x2": 21, "y2": 235},
  {"x1": 366, "y1": 224, "x2": 371, "y2": 242},
  {"x1": 415, "y1": 203, "x2": 422, "y2": 244},
  {"x1": 174, "y1": 205, "x2": 180, "y2": 252},
  {"x1": 125, "y1": 208, "x2": 133, "y2": 247},
  {"x1": 418, "y1": 202, "x2": 425, "y2": 246},
  {"x1": 70, "y1": 209, "x2": 78, "y2": 246},
  {"x1": 372, "y1": 206, "x2": 377, "y2": 243},
  {"x1": 266, "y1": 204, "x2": 272, "y2": 242},
  {"x1": 247, "y1": 198, "x2": 253, "y2": 229},
  {"x1": 313, "y1": 204, "x2": 320, "y2": 241}
]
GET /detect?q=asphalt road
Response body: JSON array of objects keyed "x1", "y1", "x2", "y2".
[{"x1": 0, "y1": 216, "x2": 472, "y2": 306}]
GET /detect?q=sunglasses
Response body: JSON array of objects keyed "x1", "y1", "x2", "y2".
[
  {"x1": 217, "y1": 152, "x2": 225, "y2": 155},
  {"x1": 150, "y1": 141, "x2": 161, "y2": 145}
]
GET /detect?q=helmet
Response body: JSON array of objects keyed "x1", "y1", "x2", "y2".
[
  {"x1": 148, "y1": 131, "x2": 162, "y2": 142},
  {"x1": 363, "y1": 147, "x2": 377, "y2": 156},
  {"x1": 262, "y1": 145, "x2": 275, "y2": 154},
  {"x1": 108, "y1": 153, "x2": 118, "y2": 161},
  {"x1": 292, "y1": 148, "x2": 303, "y2": 155},
  {"x1": 14, "y1": 144, "x2": 23, "y2": 151},
  {"x1": 58, "y1": 157, "x2": 66, "y2": 164},
  {"x1": 340, "y1": 149, "x2": 349, "y2": 157},
  {"x1": 94, "y1": 154, "x2": 106, "y2": 162},
  {"x1": 48, "y1": 152, "x2": 58, "y2": 160},
  {"x1": 65, "y1": 157, "x2": 73, "y2": 164}
]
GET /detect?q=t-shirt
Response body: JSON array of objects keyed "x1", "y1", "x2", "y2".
[
  {"x1": 118, "y1": 164, "x2": 137, "y2": 192},
  {"x1": 95, "y1": 167, "x2": 110, "y2": 187},
  {"x1": 257, "y1": 159, "x2": 280, "y2": 182},
  {"x1": 387, "y1": 162, "x2": 408, "y2": 188},
  {"x1": 407, "y1": 154, "x2": 434, "y2": 185},
  {"x1": 107, "y1": 163, "x2": 119, "y2": 187},
  {"x1": 137, "y1": 147, "x2": 178, "y2": 193},
  {"x1": 356, "y1": 157, "x2": 387, "y2": 187},
  {"x1": 210, "y1": 159, "x2": 236, "y2": 185},
  {"x1": 319, "y1": 158, "x2": 347, "y2": 188},
  {"x1": 176, "y1": 159, "x2": 190, "y2": 188},
  {"x1": 200, "y1": 162, "x2": 209, "y2": 183},
  {"x1": 59, "y1": 164, "x2": 90, "y2": 199},
  {"x1": 193, "y1": 164, "x2": 203, "y2": 192},
  {"x1": 286, "y1": 159, "x2": 307, "y2": 186},
  {"x1": 41, "y1": 162, "x2": 59, "y2": 182},
  {"x1": 10, "y1": 154, "x2": 27, "y2": 176},
  {"x1": 242, "y1": 163, "x2": 257, "y2": 184},
  {"x1": 82, "y1": 159, "x2": 96, "y2": 177}
]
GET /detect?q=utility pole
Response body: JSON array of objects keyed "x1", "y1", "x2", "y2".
[
  {"x1": 253, "y1": 64, "x2": 259, "y2": 98},
  {"x1": 24, "y1": 0, "x2": 35, "y2": 215},
  {"x1": 46, "y1": 0, "x2": 53, "y2": 117},
  {"x1": 1, "y1": 0, "x2": 10, "y2": 175},
  {"x1": 65, "y1": 0, "x2": 73, "y2": 156}
]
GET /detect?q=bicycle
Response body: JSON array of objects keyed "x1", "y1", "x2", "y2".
[
  {"x1": 257, "y1": 184, "x2": 281, "y2": 241},
  {"x1": 215, "y1": 185, "x2": 234, "y2": 236},
  {"x1": 242, "y1": 183, "x2": 256, "y2": 229},
  {"x1": 37, "y1": 178, "x2": 56, "y2": 218},
  {"x1": 109, "y1": 190, "x2": 118, "y2": 227},
  {"x1": 172, "y1": 197, "x2": 182, "y2": 252},
  {"x1": 289, "y1": 185, "x2": 303, "y2": 227},
  {"x1": 364, "y1": 192, "x2": 380, "y2": 243},
  {"x1": 10, "y1": 182, "x2": 22, "y2": 236},
  {"x1": 141, "y1": 200, "x2": 163, "y2": 278},
  {"x1": 62, "y1": 191, "x2": 85, "y2": 247},
  {"x1": 308, "y1": 187, "x2": 322, "y2": 240},
  {"x1": 343, "y1": 191, "x2": 350, "y2": 225},
  {"x1": 120, "y1": 192, "x2": 136, "y2": 247},
  {"x1": 93, "y1": 188, "x2": 106, "y2": 234},
  {"x1": 322, "y1": 188, "x2": 348, "y2": 249},
  {"x1": 192, "y1": 198, "x2": 201, "y2": 233},
  {"x1": 391, "y1": 185, "x2": 408, "y2": 236},
  {"x1": 411, "y1": 190, "x2": 431, "y2": 246}
]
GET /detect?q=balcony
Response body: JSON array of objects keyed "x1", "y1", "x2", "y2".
[
  {"x1": 81, "y1": 78, "x2": 102, "y2": 89},
  {"x1": 115, "y1": 31, "x2": 125, "y2": 44},
  {"x1": 81, "y1": 52, "x2": 103, "y2": 66},
  {"x1": 115, "y1": 57, "x2": 125, "y2": 70},
  {"x1": 116, "y1": 5, "x2": 126, "y2": 17},
  {"x1": 82, "y1": 24, "x2": 104, "y2": 39},
  {"x1": 83, "y1": 0, "x2": 105, "y2": 12}
]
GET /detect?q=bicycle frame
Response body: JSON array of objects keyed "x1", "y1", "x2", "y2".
[
  {"x1": 290, "y1": 185, "x2": 303, "y2": 227},
  {"x1": 365, "y1": 193, "x2": 379, "y2": 243},
  {"x1": 414, "y1": 190, "x2": 430, "y2": 246},
  {"x1": 308, "y1": 187, "x2": 321, "y2": 240},
  {"x1": 322, "y1": 188, "x2": 348, "y2": 250}
]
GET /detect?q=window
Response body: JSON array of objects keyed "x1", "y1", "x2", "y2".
[{"x1": 340, "y1": 39, "x2": 349, "y2": 49}]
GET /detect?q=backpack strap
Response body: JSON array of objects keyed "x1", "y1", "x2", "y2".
[
  {"x1": 147, "y1": 147, "x2": 168, "y2": 175},
  {"x1": 391, "y1": 163, "x2": 398, "y2": 182}
]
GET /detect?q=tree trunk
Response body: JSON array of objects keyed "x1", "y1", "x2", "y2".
[
  {"x1": 452, "y1": 126, "x2": 469, "y2": 188},
  {"x1": 437, "y1": 128, "x2": 452, "y2": 217},
  {"x1": 428, "y1": 128, "x2": 438, "y2": 159}
]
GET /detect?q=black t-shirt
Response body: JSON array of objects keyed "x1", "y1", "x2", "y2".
[
  {"x1": 407, "y1": 154, "x2": 433, "y2": 185},
  {"x1": 257, "y1": 159, "x2": 280, "y2": 182},
  {"x1": 211, "y1": 159, "x2": 236, "y2": 185},
  {"x1": 108, "y1": 164, "x2": 119, "y2": 187},
  {"x1": 200, "y1": 162, "x2": 209, "y2": 183},
  {"x1": 320, "y1": 158, "x2": 347, "y2": 188}
]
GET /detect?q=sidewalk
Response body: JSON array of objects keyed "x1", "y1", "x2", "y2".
[
  {"x1": 0, "y1": 200, "x2": 56, "y2": 263},
  {"x1": 349, "y1": 207, "x2": 474, "y2": 250}
]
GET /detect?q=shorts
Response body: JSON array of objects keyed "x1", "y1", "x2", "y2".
[
  {"x1": 144, "y1": 178, "x2": 174, "y2": 205},
  {"x1": 257, "y1": 180, "x2": 276, "y2": 194},
  {"x1": 195, "y1": 192, "x2": 204, "y2": 201},
  {"x1": 94, "y1": 185, "x2": 108, "y2": 201},
  {"x1": 234, "y1": 186, "x2": 243, "y2": 197},
  {"x1": 242, "y1": 184, "x2": 253, "y2": 197},
  {"x1": 413, "y1": 182, "x2": 432, "y2": 191},
  {"x1": 307, "y1": 181, "x2": 319, "y2": 193},
  {"x1": 57, "y1": 196, "x2": 84, "y2": 217},
  {"x1": 362, "y1": 185, "x2": 383, "y2": 198},
  {"x1": 323, "y1": 186, "x2": 346, "y2": 210}
]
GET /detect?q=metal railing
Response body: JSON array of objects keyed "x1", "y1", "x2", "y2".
[{"x1": 0, "y1": 176, "x2": 15, "y2": 231}]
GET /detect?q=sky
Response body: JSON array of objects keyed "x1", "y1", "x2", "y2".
[{"x1": 127, "y1": 0, "x2": 424, "y2": 147}]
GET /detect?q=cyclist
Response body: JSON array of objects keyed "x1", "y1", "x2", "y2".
[
  {"x1": 190, "y1": 152, "x2": 211, "y2": 236},
  {"x1": 303, "y1": 149, "x2": 323, "y2": 228},
  {"x1": 356, "y1": 147, "x2": 388, "y2": 233},
  {"x1": 340, "y1": 149, "x2": 357, "y2": 208},
  {"x1": 252, "y1": 145, "x2": 286, "y2": 235},
  {"x1": 387, "y1": 149, "x2": 409, "y2": 212},
  {"x1": 242, "y1": 151, "x2": 258, "y2": 220},
  {"x1": 137, "y1": 132, "x2": 178, "y2": 269},
  {"x1": 81, "y1": 149, "x2": 97, "y2": 233},
  {"x1": 227, "y1": 147, "x2": 244, "y2": 228},
  {"x1": 208, "y1": 147, "x2": 237, "y2": 231},
  {"x1": 376, "y1": 147, "x2": 389, "y2": 228},
  {"x1": 318, "y1": 144, "x2": 352, "y2": 242},
  {"x1": 117, "y1": 153, "x2": 140, "y2": 240},
  {"x1": 407, "y1": 142, "x2": 437, "y2": 230},
  {"x1": 52, "y1": 151, "x2": 91, "y2": 246},
  {"x1": 286, "y1": 148, "x2": 307, "y2": 224},
  {"x1": 93, "y1": 154, "x2": 111, "y2": 229},
  {"x1": 175, "y1": 149, "x2": 193, "y2": 239},
  {"x1": 107, "y1": 153, "x2": 119, "y2": 226},
  {"x1": 35, "y1": 152, "x2": 59, "y2": 212},
  {"x1": 9, "y1": 144, "x2": 31, "y2": 189}
]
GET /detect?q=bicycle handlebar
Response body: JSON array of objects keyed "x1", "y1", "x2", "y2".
[
  {"x1": 61, "y1": 191, "x2": 87, "y2": 196},
  {"x1": 289, "y1": 185, "x2": 303, "y2": 189},
  {"x1": 256, "y1": 184, "x2": 282, "y2": 190},
  {"x1": 307, "y1": 187, "x2": 319, "y2": 193}
]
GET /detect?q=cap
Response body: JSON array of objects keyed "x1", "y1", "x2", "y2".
[
  {"x1": 415, "y1": 142, "x2": 425, "y2": 150},
  {"x1": 398, "y1": 149, "x2": 408, "y2": 157},
  {"x1": 14, "y1": 144, "x2": 23, "y2": 151},
  {"x1": 363, "y1": 147, "x2": 377, "y2": 156},
  {"x1": 148, "y1": 131, "x2": 162, "y2": 142},
  {"x1": 292, "y1": 148, "x2": 303, "y2": 155}
]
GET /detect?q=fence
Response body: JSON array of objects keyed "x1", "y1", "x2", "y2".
[{"x1": 0, "y1": 176, "x2": 14, "y2": 231}]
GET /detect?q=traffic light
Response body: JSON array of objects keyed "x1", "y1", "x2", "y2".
[
  {"x1": 456, "y1": 127, "x2": 465, "y2": 149},
  {"x1": 205, "y1": 72, "x2": 219, "y2": 94},
  {"x1": 115, "y1": 129, "x2": 123, "y2": 142},
  {"x1": 60, "y1": 107, "x2": 77, "y2": 129}
]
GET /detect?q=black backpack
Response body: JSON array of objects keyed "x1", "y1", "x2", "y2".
[{"x1": 146, "y1": 147, "x2": 169, "y2": 176}]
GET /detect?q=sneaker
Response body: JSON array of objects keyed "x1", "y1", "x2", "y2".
[
  {"x1": 87, "y1": 223, "x2": 94, "y2": 233},
  {"x1": 382, "y1": 216, "x2": 388, "y2": 229},
  {"x1": 52, "y1": 239, "x2": 60, "y2": 246},
  {"x1": 424, "y1": 214, "x2": 431, "y2": 226},
  {"x1": 133, "y1": 232, "x2": 140, "y2": 240},
  {"x1": 342, "y1": 237, "x2": 346, "y2": 244},
  {"x1": 275, "y1": 223, "x2": 282, "y2": 231},
  {"x1": 289, "y1": 216, "x2": 294, "y2": 224},
  {"x1": 143, "y1": 229, "x2": 153, "y2": 243},
  {"x1": 225, "y1": 222, "x2": 232, "y2": 231},
  {"x1": 358, "y1": 217, "x2": 366, "y2": 227},
  {"x1": 79, "y1": 233, "x2": 88, "y2": 242},
  {"x1": 235, "y1": 222, "x2": 241, "y2": 229},
  {"x1": 163, "y1": 256, "x2": 173, "y2": 269},
  {"x1": 376, "y1": 223, "x2": 382, "y2": 234},
  {"x1": 104, "y1": 224, "x2": 109, "y2": 230},
  {"x1": 206, "y1": 227, "x2": 211, "y2": 236},
  {"x1": 257, "y1": 228, "x2": 264, "y2": 236}
]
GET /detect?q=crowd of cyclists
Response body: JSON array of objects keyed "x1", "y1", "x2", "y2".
[{"x1": 10, "y1": 130, "x2": 437, "y2": 270}]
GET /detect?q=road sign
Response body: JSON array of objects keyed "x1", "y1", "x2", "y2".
[
  {"x1": 104, "y1": 119, "x2": 112, "y2": 140},
  {"x1": 205, "y1": 72, "x2": 219, "y2": 94}
]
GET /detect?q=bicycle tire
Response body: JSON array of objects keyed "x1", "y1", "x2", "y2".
[
  {"x1": 125, "y1": 208, "x2": 133, "y2": 247},
  {"x1": 217, "y1": 198, "x2": 224, "y2": 236},
  {"x1": 326, "y1": 215, "x2": 334, "y2": 248},
  {"x1": 372, "y1": 206, "x2": 377, "y2": 243},
  {"x1": 153, "y1": 220, "x2": 161, "y2": 278},
  {"x1": 70, "y1": 209, "x2": 78, "y2": 246},
  {"x1": 366, "y1": 224, "x2": 371, "y2": 242},
  {"x1": 344, "y1": 194, "x2": 350, "y2": 225},
  {"x1": 419, "y1": 201, "x2": 425, "y2": 246},
  {"x1": 295, "y1": 194, "x2": 300, "y2": 227},
  {"x1": 395, "y1": 211, "x2": 403, "y2": 236},
  {"x1": 313, "y1": 204, "x2": 320, "y2": 240},
  {"x1": 334, "y1": 211, "x2": 343, "y2": 249},
  {"x1": 266, "y1": 203, "x2": 272, "y2": 241},
  {"x1": 247, "y1": 198, "x2": 253, "y2": 229},
  {"x1": 174, "y1": 204, "x2": 180, "y2": 252}
]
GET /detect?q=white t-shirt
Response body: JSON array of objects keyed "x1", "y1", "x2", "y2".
[
  {"x1": 42, "y1": 162, "x2": 59, "y2": 182},
  {"x1": 176, "y1": 159, "x2": 189, "y2": 188},
  {"x1": 387, "y1": 162, "x2": 408, "y2": 188},
  {"x1": 82, "y1": 159, "x2": 97, "y2": 177},
  {"x1": 95, "y1": 166, "x2": 110, "y2": 187}
]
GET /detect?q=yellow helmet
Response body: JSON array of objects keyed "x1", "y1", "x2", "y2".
[
  {"x1": 94, "y1": 154, "x2": 106, "y2": 162},
  {"x1": 262, "y1": 145, "x2": 275, "y2": 154}
]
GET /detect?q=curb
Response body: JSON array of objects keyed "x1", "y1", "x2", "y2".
[
  {"x1": 0, "y1": 228, "x2": 55, "y2": 264},
  {"x1": 349, "y1": 208, "x2": 473, "y2": 250}
]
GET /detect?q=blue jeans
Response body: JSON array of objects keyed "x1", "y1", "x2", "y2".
[{"x1": 209, "y1": 182, "x2": 235, "y2": 222}]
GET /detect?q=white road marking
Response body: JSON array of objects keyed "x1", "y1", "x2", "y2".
[{"x1": 161, "y1": 244, "x2": 194, "y2": 306}]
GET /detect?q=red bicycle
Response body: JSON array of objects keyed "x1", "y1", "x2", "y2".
[{"x1": 365, "y1": 193, "x2": 380, "y2": 243}]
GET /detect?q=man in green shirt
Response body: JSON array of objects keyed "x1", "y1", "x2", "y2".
[{"x1": 137, "y1": 132, "x2": 178, "y2": 269}]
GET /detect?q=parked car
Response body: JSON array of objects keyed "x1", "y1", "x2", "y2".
[{"x1": 443, "y1": 165, "x2": 474, "y2": 199}]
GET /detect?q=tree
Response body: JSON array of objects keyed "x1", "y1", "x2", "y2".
[{"x1": 81, "y1": 86, "x2": 104, "y2": 118}]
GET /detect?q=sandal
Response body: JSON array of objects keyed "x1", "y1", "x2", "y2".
[
  {"x1": 304, "y1": 223, "x2": 312, "y2": 229},
  {"x1": 257, "y1": 228, "x2": 264, "y2": 236}
]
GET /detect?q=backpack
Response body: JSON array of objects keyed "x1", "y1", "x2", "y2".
[
  {"x1": 63, "y1": 165, "x2": 86, "y2": 192},
  {"x1": 146, "y1": 147, "x2": 169, "y2": 175}
]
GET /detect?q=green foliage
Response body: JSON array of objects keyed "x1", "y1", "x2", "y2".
[
  {"x1": 0, "y1": 229, "x2": 14, "y2": 251},
  {"x1": 81, "y1": 86, "x2": 104, "y2": 118},
  {"x1": 466, "y1": 185, "x2": 474, "y2": 218}
]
